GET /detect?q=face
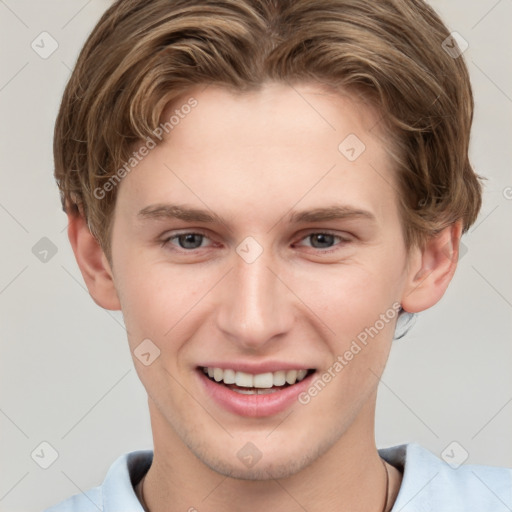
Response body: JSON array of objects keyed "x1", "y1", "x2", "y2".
[{"x1": 109, "y1": 82, "x2": 412, "y2": 479}]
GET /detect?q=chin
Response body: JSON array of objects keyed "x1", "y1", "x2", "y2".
[
  {"x1": 201, "y1": 453, "x2": 313, "y2": 481},
  {"x1": 188, "y1": 435, "x2": 333, "y2": 481}
]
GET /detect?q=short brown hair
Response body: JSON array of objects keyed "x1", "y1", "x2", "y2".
[{"x1": 54, "y1": 0, "x2": 482, "y2": 258}]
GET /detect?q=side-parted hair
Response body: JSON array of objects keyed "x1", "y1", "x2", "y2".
[{"x1": 54, "y1": 0, "x2": 482, "y2": 259}]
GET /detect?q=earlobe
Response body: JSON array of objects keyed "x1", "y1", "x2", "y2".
[
  {"x1": 401, "y1": 221, "x2": 463, "y2": 314},
  {"x1": 67, "y1": 212, "x2": 121, "y2": 311}
]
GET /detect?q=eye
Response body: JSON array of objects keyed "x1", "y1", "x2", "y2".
[
  {"x1": 297, "y1": 232, "x2": 349, "y2": 251},
  {"x1": 163, "y1": 232, "x2": 211, "y2": 250}
]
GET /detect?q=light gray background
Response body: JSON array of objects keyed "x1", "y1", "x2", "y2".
[{"x1": 1, "y1": 1, "x2": 511, "y2": 511}]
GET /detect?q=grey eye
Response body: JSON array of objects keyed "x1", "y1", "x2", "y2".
[
  {"x1": 176, "y1": 233, "x2": 205, "y2": 249},
  {"x1": 308, "y1": 233, "x2": 336, "y2": 249}
]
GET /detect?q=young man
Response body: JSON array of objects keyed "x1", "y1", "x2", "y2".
[{"x1": 46, "y1": 0, "x2": 511, "y2": 510}]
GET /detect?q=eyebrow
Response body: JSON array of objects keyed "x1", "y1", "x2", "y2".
[
  {"x1": 137, "y1": 204, "x2": 376, "y2": 225},
  {"x1": 137, "y1": 204, "x2": 221, "y2": 223},
  {"x1": 288, "y1": 206, "x2": 376, "y2": 224}
]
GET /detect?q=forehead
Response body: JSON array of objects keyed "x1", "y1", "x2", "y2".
[
  {"x1": 116, "y1": 82, "x2": 398, "y2": 228},
  {"x1": 166, "y1": 81, "x2": 384, "y2": 159}
]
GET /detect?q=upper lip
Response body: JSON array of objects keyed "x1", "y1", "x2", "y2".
[{"x1": 198, "y1": 361, "x2": 315, "y2": 374}]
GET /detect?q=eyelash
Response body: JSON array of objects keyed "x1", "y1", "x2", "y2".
[{"x1": 160, "y1": 230, "x2": 351, "y2": 254}]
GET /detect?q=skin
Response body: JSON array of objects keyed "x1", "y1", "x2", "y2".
[{"x1": 68, "y1": 82, "x2": 462, "y2": 512}]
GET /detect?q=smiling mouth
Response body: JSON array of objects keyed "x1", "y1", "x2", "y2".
[{"x1": 200, "y1": 367, "x2": 316, "y2": 395}]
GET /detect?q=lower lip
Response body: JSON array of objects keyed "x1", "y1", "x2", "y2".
[{"x1": 197, "y1": 369, "x2": 315, "y2": 417}]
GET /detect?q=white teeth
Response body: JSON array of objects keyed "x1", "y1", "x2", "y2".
[
  {"x1": 203, "y1": 367, "x2": 310, "y2": 388},
  {"x1": 223, "y1": 368, "x2": 236, "y2": 384},
  {"x1": 273, "y1": 370, "x2": 286, "y2": 386},
  {"x1": 234, "y1": 388, "x2": 256, "y2": 395},
  {"x1": 235, "y1": 371, "x2": 253, "y2": 387},
  {"x1": 285, "y1": 370, "x2": 298, "y2": 385},
  {"x1": 297, "y1": 369, "x2": 308, "y2": 381},
  {"x1": 233, "y1": 387, "x2": 280, "y2": 395},
  {"x1": 253, "y1": 372, "x2": 273, "y2": 388}
]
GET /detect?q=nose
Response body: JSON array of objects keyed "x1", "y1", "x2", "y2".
[{"x1": 215, "y1": 247, "x2": 295, "y2": 352}]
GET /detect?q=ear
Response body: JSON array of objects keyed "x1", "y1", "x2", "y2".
[
  {"x1": 67, "y1": 211, "x2": 121, "y2": 311},
  {"x1": 401, "y1": 221, "x2": 463, "y2": 313}
]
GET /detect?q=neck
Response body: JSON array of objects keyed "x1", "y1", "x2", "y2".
[{"x1": 139, "y1": 399, "x2": 402, "y2": 512}]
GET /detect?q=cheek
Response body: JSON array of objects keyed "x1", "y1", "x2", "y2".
[
  {"x1": 296, "y1": 265, "x2": 402, "y2": 407},
  {"x1": 114, "y1": 259, "x2": 214, "y2": 351},
  {"x1": 295, "y1": 257, "x2": 403, "y2": 335}
]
